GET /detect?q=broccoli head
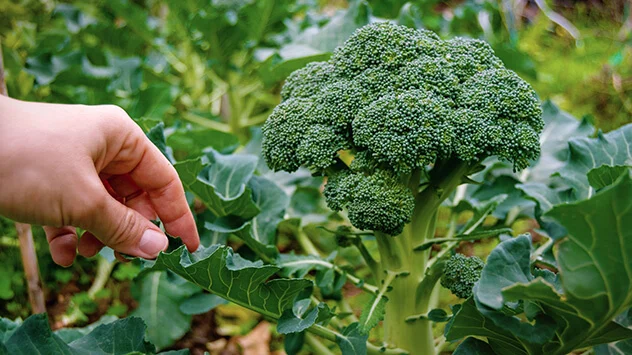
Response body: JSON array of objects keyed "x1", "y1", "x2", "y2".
[
  {"x1": 262, "y1": 22, "x2": 543, "y2": 235},
  {"x1": 441, "y1": 254, "x2": 485, "y2": 299}
]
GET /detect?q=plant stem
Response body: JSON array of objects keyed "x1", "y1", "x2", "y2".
[
  {"x1": 15, "y1": 222, "x2": 46, "y2": 314},
  {"x1": 306, "y1": 325, "x2": 409, "y2": 355},
  {"x1": 380, "y1": 159, "x2": 472, "y2": 355},
  {"x1": 296, "y1": 229, "x2": 321, "y2": 256},
  {"x1": 305, "y1": 333, "x2": 336, "y2": 355}
]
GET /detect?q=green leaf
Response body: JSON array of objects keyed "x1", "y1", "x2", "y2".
[
  {"x1": 516, "y1": 183, "x2": 573, "y2": 215},
  {"x1": 455, "y1": 195, "x2": 507, "y2": 234},
  {"x1": 1, "y1": 313, "x2": 156, "y2": 355},
  {"x1": 131, "y1": 271, "x2": 199, "y2": 350},
  {"x1": 335, "y1": 323, "x2": 368, "y2": 355},
  {"x1": 450, "y1": 172, "x2": 632, "y2": 354},
  {"x1": 145, "y1": 122, "x2": 175, "y2": 163},
  {"x1": 587, "y1": 165, "x2": 629, "y2": 190},
  {"x1": 152, "y1": 244, "x2": 312, "y2": 320},
  {"x1": 470, "y1": 175, "x2": 535, "y2": 220},
  {"x1": 259, "y1": 45, "x2": 331, "y2": 85},
  {"x1": 283, "y1": 331, "x2": 305, "y2": 355},
  {"x1": 129, "y1": 84, "x2": 177, "y2": 120},
  {"x1": 179, "y1": 293, "x2": 228, "y2": 315},
  {"x1": 278, "y1": 301, "x2": 332, "y2": 334},
  {"x1": 558, "y1": 124, "x2": 632, "y2": 200},
  {"x1": 358, "y1": 294, "x2": 387, "y2": 334},
  {"x1": 54, "y1": 315, "x2": 118, "y2": 343},
  {"x1": 167, "y1": 128, "x2": 239, "y2": 161},
  {"x1": 453, "y1": 337, "x2": 495, "y2": 355},
  {"x1": 175, "y1": 152, "x2": 260, "y2": 219},
  {"x1": 445, "y1": 300, "x2": 530, "y2": 355},
  {"x1": 532, "y1": 102, "x2": 595, "y2": 182},
  {"x1": 205, "y1": 175, "x2": 287, "y2": 260}
]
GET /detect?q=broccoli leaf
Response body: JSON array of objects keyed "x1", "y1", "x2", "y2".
[
  {"x1": 174, "y1": 152, "x2": 260, "y2": 219},
  {"x1": 151, "y1": 244, "x2": 312, "y2": 321},
  {"x1": 448, "y1": 169, "x2": 632, "y2": 354},
  {"x1": 1, "y1": 314, "x2": 159, "y2": 355},
  {"x1": 131, "y1": 271, "x2": 199, "y2": 350}
]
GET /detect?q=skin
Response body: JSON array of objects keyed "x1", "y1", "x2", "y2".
[{"x1": 0, "y1": 96, "x2": 199, "y2": 266}]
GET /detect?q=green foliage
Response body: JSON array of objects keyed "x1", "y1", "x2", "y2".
[
  {"x1": 447, "y1": 169, "x2": 632, "y2": 354},
  {"x1": 440, "y1": 254, "x2": 485, "y2": 299},
  {"x1": 0, "y1": 313, "x2": 175, "y2": 355},
  {"x1": 131, "y1": 271, "x2": 199, "y2": 350}
]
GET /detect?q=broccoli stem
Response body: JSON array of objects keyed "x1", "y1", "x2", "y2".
[{"x1": 379, "y1": 159, "x2": 472, "y2": 354}]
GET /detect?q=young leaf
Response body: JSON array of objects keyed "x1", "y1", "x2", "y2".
[
  {"x1": 278, "y1": 301, "x2": 332, "y2": 334},
  {"x1": 358, "y1": 294, "x2": 387, "y2": 334},
  {"x1": 174, "y1": 153, "x2": 259, "y2": 219},
  {"x1": 335, "y1": 323, "x2": 368, "y2": 355}
]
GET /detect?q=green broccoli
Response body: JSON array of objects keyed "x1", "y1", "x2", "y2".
[
  {"x1": 262, "y1": 22, "x2": 543, "y2": 236},
  {"x1": 441, "y1": 254, "x2": 485, "y2": 299}
]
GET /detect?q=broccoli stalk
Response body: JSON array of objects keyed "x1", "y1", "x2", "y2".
[{"x1": 262, "y1": 22, "x2": 543, "y2": 354}]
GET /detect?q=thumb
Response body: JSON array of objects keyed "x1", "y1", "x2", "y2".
[{"x1": 83, "y1": 192, "x2": 168, "y2": 259}]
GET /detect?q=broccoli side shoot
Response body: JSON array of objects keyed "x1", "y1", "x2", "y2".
[
  {"x1": 441, "y1": 254, "x2": 485, "y2": 299},
  {"x1": 262, "y1": 22, "x2": 544, "y2": 236}
]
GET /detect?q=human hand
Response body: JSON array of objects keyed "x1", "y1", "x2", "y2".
[{"x1": 0, "y1": 96, "x2": 199, "y2": 266}]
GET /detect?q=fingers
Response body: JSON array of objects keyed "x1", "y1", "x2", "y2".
[
  {"x1": 78, "y1": 186, "x2": 169, "y2": 259},
  {"x1": 97, "y1": 106, "x2": 199, "y2": 252},
  {"x1": 43, "y1": 226, "x2": 78, "y2": 267},
  {"x1": 77, "y1": 232, "x2": 104, "y2": 258},
  {"x1": 107, "y1": 174, "x2": 157, "y2": 220},
  {"x1": 128, "y1": 141, "x2": 199, "y2": 252}
]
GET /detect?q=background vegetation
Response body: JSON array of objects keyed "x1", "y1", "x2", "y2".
[{"x1": 1, "y1": 0, "x2": 630, "y2": 353}]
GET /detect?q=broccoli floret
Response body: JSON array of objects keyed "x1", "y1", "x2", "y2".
[
  {"x1": 261, "y1": 22, "x2": 544, "y2": 235},
  {"x1": 324, "y1": 169, "x2": 415, "y2": 236},
  {"x1": 441, "y1": 254, "x2": 485, "y2": 299}
]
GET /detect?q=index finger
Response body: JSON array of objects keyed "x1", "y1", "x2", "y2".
[{"x1": 129, "y1": 138, "x2": 199, "y2": 252}]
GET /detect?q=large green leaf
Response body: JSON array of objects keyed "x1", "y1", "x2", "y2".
[
  {"x1": 151, "y1": 244, "x2": 312, "y2": 320},
  {"x1": 525, "y1": 101, "x2": 594, "y2": 183},
  {"x1": 174, "y1": 152, "x2": 260, "y2": 219},
  {"x1": 0, "y1": 314, "x2": 158, "y2": 355},
  {"x1": 448, "y1": 170, "x2": 632, "y2": 354},
  {"x1": 520, "y1": 124, "x2": 632, "y2": 213},
  {"x1": 167, "y1": 128, "x2": 239, "y2": 161},
  {"x1": 131, "y1": 271, "x2": 199, "y2": 350}
]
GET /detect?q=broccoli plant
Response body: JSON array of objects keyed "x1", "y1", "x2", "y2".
[{"x1": 261, "y1": 22, "x2": 543, "y2": 353}]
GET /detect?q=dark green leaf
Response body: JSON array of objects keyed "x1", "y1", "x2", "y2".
[
  {"x1": 284, "y1": 331, "x2": 305, "y2": 355},
  {"x1": 2, "y1": 314, "x2": 155, "y2": 355},
  {"x1": 587, "y1": 165, "x2": 629, "y2": 190},
  {"x1": 131, "y1": 271, "x2": 199, "y2": 350},
  {"x1": 453, "y1": 337, "x2": 495, "y2": 355},
  {"x1": 335, "y1": 323, "x2": 368, "y2": 355},
  {"x1": 179, "y1": 293, "x2": 228, "y2": 315},
  {"x1": 278, "y1": 302, "x2": 332, "y2": 334},
  {"x1": 152, "y1": 245, "x2": 312, "y2": 320}
]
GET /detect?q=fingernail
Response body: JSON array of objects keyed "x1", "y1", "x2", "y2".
[{"x1": 139, "y1": 229, "x2": 168, "y2": 257}]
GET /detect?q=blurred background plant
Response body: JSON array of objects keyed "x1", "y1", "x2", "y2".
[{"x1": 0, "y1": 0, "x2": 630, "y2": 354}]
